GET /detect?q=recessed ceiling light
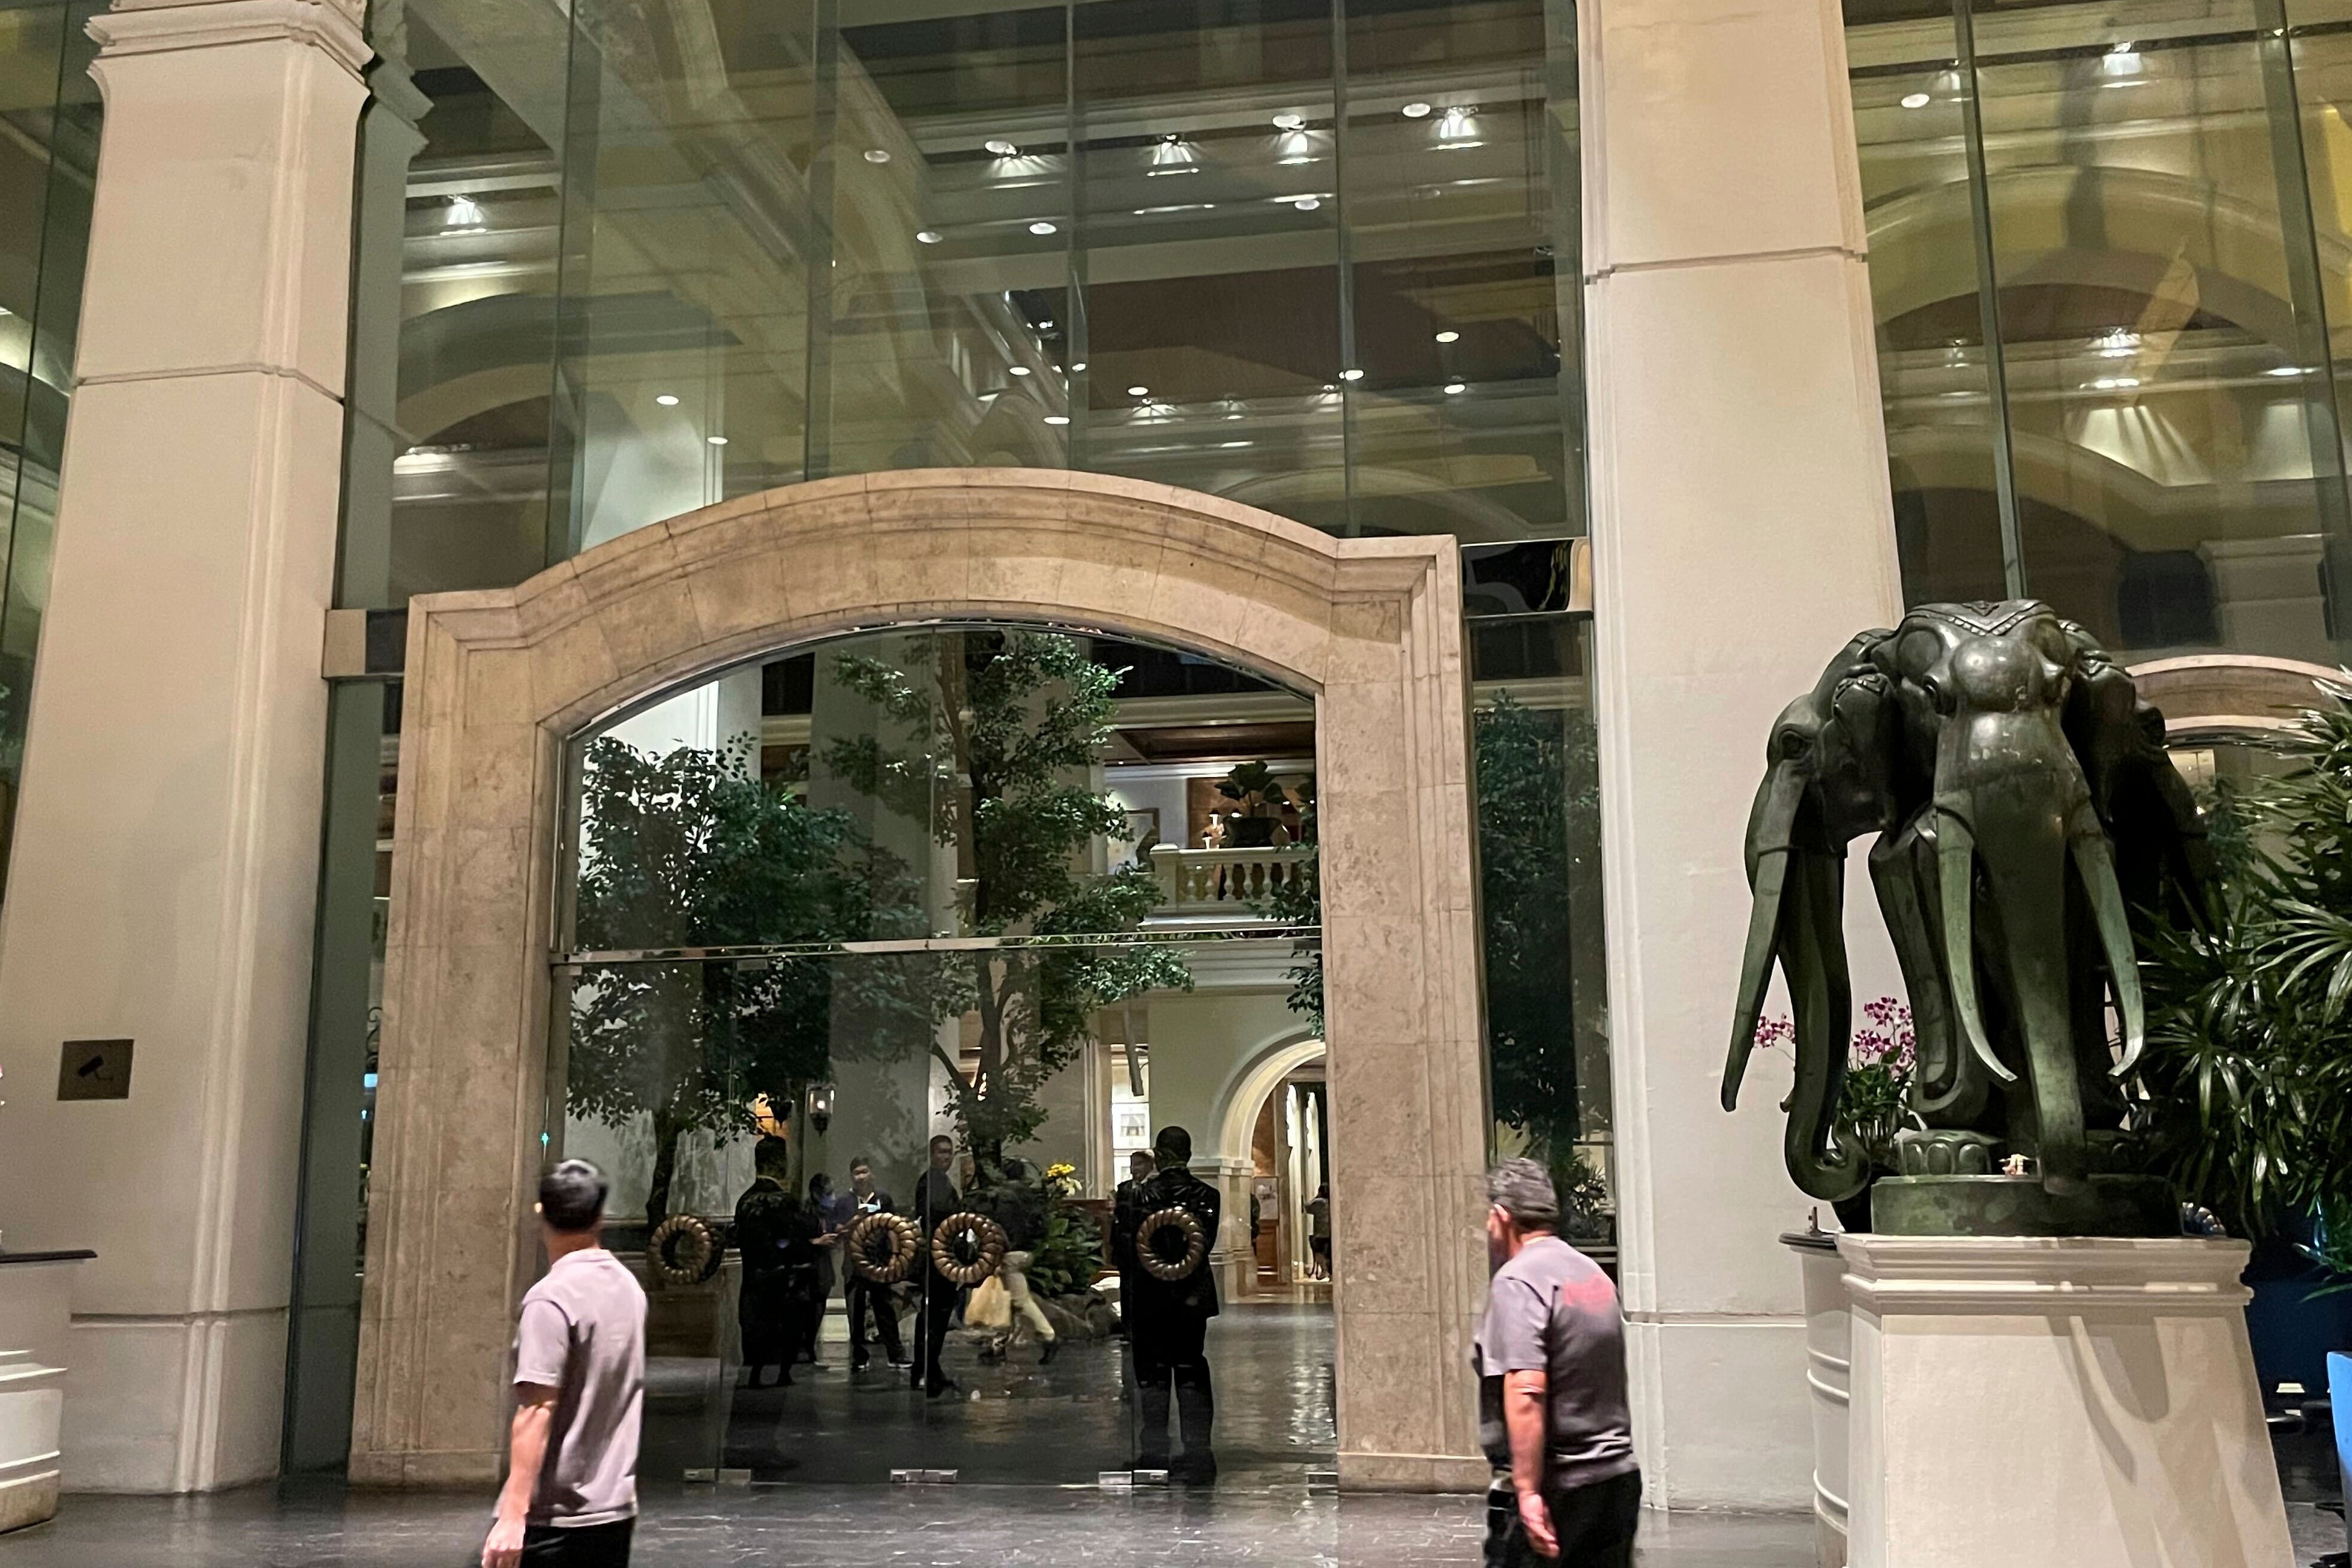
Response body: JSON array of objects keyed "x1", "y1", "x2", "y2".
[
  {"x1": 1899, "y1": 92, "x2": 1931, "y2": 109},
  {"x1": 1128, "y1": 385, "x2": 1150, "y2": 397},
  {"x1": 1434, "y1": 330, "x2": 1460, "y2": 344},
  {"x1": 1273, "y1": 112, "x2": 1305, "y2": 131},
  {"x1": 1038, "y1": 319, "x2": 1054, "y2": 329},
  {"x1": 1226, "y1": 411, "x2": 1244, "y2": 420},
  {"x1": 707, "y1": 434, "x2": 730, "y2": 445},
  {"x1": 1444, "y1": 381, "x2": 1467, "y2": 395},
  {"x1": 864, "y1": 148, "x2": 891, "y2": 163},
  {"x1": 1322, "y1": 383, "x2": 1338, "y2": 392},
  {"x1": 1072, "y1": 361, "x2": 1087, "y2": 371},
  {"x1": 1044, "y1": 415, "x2": 1070, "y2": 425},
  {"x1": 985, "y1": 139, "x2": 1019, "y2": 156},
  {"x1": 1340, "y1": 368, "x2": 1364, "y2": 381},
  {"x1": 1009, "y1": 365, "x2": 1032, "y2": 376},
  {"x1": 1029, "y1": 220, "x2": 1058, "y2": 235},
  {"x1": 2090, "y1": 376, "x2": 2140, "y2": 390},
  {"x1": 1401, "y1": 101, "x2": 1432, "y2": 119},
  {"x1": 655, "y1": 393, "x2": 680, "y2": 406},
  {"x1": 1221, "y1": 440, "x2": 1251, "y2": 448},
  {"x1": 2267, "y1": 365, "x2": 2307, "y2": 376},
  {"x1": 1294, "y1": 197, "x2": 1322, "y2": 211},
  {"x1": 916, "y1": 229, "x2": 942, "y2": 244}
]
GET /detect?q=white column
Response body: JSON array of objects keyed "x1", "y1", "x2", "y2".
[
  {"x1": 0, "y1": 0, "x2": 368, "y2": 1491},
  {"x1": 1581, "y1": 0, "x2": 1904, "y2": 1511}
]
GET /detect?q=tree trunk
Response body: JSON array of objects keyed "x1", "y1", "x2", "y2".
[{"x1": 645, "y1": 1104, "x2": 687, "y2": 1231}]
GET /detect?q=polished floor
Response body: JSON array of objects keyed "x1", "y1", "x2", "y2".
[
  {"x1": 650, "y1": 1299, "x2": 1336, "y2": 1486},
  {"x1": 4, "y1": 1485, "x2": 1821, "y2": 1566}
]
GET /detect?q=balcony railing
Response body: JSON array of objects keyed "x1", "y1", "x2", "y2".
[{"x1": 1149, "y1": 844, "x2": 1314, "y2": 916}]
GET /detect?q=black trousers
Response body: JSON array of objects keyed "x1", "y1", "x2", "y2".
[
  {"x1": 848, "y1": 1278, "x2": 903, "y2": 1365},
  {"x1": 1483, "y1": 1470, "x2": 1641, "y2": 1567},
  {"x1": 521, "y1": 1518, "x2": 633, "y2": 1566},
  {"x1": 909, "y1": 1270, "x2": 957, "y2": 1390},
  {"x1": 1131, "y1": 1311, "x2": 1214, "y2": 1469}
]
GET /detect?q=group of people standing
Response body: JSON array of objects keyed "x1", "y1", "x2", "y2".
[{"x1": 730, "y1": 1133, "x2": 1063, "y2": 1398}]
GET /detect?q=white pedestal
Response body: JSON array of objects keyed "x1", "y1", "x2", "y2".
[
  {"x1": 1837, "y1": 1236, "x2": 2293, "y2": 1568},
  {"x1": 1787, "y1": 1235, "x2": 1851, "y2": 1567},
  {"x1": 0, "y1": 1254, "x2": 87, "y2": 1532}
]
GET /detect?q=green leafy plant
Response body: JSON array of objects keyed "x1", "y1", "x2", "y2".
[
  {"x1": 825, "y1": 631, "x2": 1191, "y2": 1165},
  {"x1": 568, "y1": 737, "x2": 927, "y2": 1227},
  {"x1": 2128, "y1": 696, "x2": 2352, "y2": 1277},
  {"x1": 1254, "y1": 775, "x2": 1323, "y2": 1034},
  {"x1": 1024, "y1": 1200, "x2": 1105, "y2": 1298},
  {"x1": 1752, "y1": 997, "x2": 1917, "y2": 1175},
  {"x1": 1215, "y1": 760, "x2": 1290, "y2": 819}
]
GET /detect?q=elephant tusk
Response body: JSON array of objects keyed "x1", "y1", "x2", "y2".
[
  {"x1": 2071, "y1": 820, "x2": 2147, "y2": 1078},
  {"x1": 1937, "y1": 808, "x2": 2018, "y2": 1087},
  {"x1": 1724, "y1": 764, "x2": 1808, "y2": 1112}
]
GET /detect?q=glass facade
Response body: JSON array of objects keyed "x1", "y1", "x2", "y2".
[
  {"x1": 286, "y1": 0, "x2": 1599, "y2": 1471},
  {"x1": 1848, "y1": 0, "x2": 2352, "y2": 664},
  {"x1": 0, "y1": 0, "x2": 97, "y2": 897}
]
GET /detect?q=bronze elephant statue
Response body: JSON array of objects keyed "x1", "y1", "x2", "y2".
[{"x1": 1721, "y1": 601, "x2": 2213, "y2": 1223}]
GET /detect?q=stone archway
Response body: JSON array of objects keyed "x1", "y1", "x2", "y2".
[{"x1": 348, "y1": 469, "x2": 1489, "y2": 1491}]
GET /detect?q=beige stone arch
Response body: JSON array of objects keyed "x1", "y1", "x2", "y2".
[{"x1": 348, "y1": 467, "x2": 1490, "y2": 1490}]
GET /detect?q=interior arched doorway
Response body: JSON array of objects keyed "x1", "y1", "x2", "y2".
[
  {"x1": 1212, "y1": 1033, "x2": 1330, "y2": 1297},
  {"x1": 347, "y1": 469, "x2": 1488, "y2": 1491}
]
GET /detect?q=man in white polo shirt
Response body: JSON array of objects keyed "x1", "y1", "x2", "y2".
[{"x1": 483, "y1": 1159, "x2": 647, "y2": 1568}]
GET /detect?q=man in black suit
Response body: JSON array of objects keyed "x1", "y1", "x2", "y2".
[
  {"x1": 1114, "y1": 1126, "x2": 1222, "y2": 1482},
  {"x1": 909, "y1": 1134, "x2": 962, "y2": 1396}
]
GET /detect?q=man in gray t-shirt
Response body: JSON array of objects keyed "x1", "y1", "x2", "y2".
[
  {"x1": 484, "y1": 1159, "x2": 646, "y2": 1568},
  {"x1": 1475, "y1": 1158, "x2": 1638, "y2": 1564}
]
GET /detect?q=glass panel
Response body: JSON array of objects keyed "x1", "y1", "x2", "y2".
[
  {"x1": 1343, "y1": 0, "x2": 1583, "y2": 540},
  {"x1": 1847, "y1": 2, "x2": 2018, "y2": 604},
  {"x1": 1471, "y1": 616, "x2": 1611, "y2": 1262},
  {"x1": 1070, "y1": 0, "x2": 1349, "y2": 526},
  {"x1": 550, "y1": 627, "x2": 1335, "y2": 1487}
]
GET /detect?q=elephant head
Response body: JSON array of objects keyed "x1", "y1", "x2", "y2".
[
  {"x1": 1871, "y1": 604, "x2": 2146, "y2": 1197},
  {"x1": 1722, "y1": 633, "x2": 1898, "y2": 1203}
]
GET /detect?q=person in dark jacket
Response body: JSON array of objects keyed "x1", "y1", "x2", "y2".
[
  {"x1": 909, "y1": 1135, "x2": 963, "y2": 1396},
  {"x1": 796, "y1": 1173, "x2": 840, "y2": 1369},
  {"x1": 732, "y1": 1137, "x2": 799, "y2": 1389},
  {"x1": 842, "y1": 1156, "x2": 907, "y2": 1372},
  {"x1": 1113, "y1": 1126, "x2": 1221, "y2": 1482}
]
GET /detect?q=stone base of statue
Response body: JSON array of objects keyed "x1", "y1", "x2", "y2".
[
  {"x1": 1833, "y1": 1235, "x2": 2292, "y2": 1568},
  {"x1": 1869, "y1": 1173, "x2": 2177, "y2": 1237}
]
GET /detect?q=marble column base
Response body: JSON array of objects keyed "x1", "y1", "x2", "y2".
[{"x1": 1838, "y1": 1235, "x2": 2292, "y2": 1567}]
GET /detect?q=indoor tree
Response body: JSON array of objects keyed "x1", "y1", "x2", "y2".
[
  {"x1": 2129, "y1": 695, "x2": 2352, "y2": 1274},
  {"x1": 568, "y1": 735, "x2": 925, "y2": 1227},
  {"x1": 824, "y1": 631, "x2": 1189, "y2": 1166}
]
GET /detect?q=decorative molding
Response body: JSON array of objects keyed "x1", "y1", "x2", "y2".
[
  {"x1": 1837, "y1": 1234, "x2": 2255, "y2": 1317},
  {"x1": 89, "y1": 0, "x2": 370, "y2": 79}
]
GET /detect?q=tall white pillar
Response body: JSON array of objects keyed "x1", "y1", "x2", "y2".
[
  {"x1": 0, "y1": 0, "x2": 368, "y2": 1491},
  {"x1": 1580, "y1": 0, "x2": 1904, "y2": 1510}
]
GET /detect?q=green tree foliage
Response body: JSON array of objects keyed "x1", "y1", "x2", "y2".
[
  {"x1": 825, "y1": 631, "x2": 1189, "y2": 1162},
  {"x1": 568, "y1": 736, "x2": 924, "y2": 1227},
  {"x1": 2130, "y1": 695, "x2": 2352, "y2": 1274},
  {"x1": 1478, "y1": 694, "x2": 1593, "y2": 1175}
]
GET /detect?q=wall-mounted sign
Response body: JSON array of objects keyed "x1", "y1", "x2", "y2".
[{"x1": 57, "y1": 1039, "x2": 133, "y2": 1101}]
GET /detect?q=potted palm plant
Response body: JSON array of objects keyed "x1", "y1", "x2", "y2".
[{"x1": 1216, "y1": 761, "x2": 1290, "y2": 849}]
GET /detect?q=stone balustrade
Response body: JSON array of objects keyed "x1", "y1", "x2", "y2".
[{"x1": 1149, "y1": 844, "x2": 1314, "y2": 915}]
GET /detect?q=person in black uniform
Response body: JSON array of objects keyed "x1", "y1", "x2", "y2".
[
  {"x1": 732, "y1": 1137, "x2": 799, "y2": 1389},
  {"x1": 909, "y1": 1134, "x2": 962, "y2": 1397},
  {"x1": 1111, "y1": 1148, "x2": 1155, "y2": 1338},
  {"x1": 1114, "y1": 1126, "x2": 1221, "y2": 1482},
  {"x1": 842, "y1": 1156, "x2": 907, "y2": 1372}
]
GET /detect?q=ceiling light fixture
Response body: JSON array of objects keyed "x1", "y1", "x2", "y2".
[
  {"x1": 985, "y1": 138, "x2": 1020, "y2": 156},
  {"x1": 1221, "y1": 440, "x2": 1251, "y2": 448},
  {"x1": 1128, "y1": 385, "x2": 1150, "y2": 397},
  {"x1": 1038, "y1": 319, "x2": 1054, "y2": 329},
  {"x1": 2089, "y1": 376, "x2": 2140, "y2": 391},
  {"x1": 655, "y1": 394, "x2": 681, "y2": 406},
  {"x1": 2266, "y1": 365, "x2": 2307, "y2": 376},
  {"x1": 1401, "y1": 101, "x2": 1432, "y2": 119},
  {"x1": 1045, "y1": 415, "x2": 1070, "y2": 425},
  {"x1": 1072, "y1": 361, "x2": 1088, "y2": 372},
  {"x1": 707, "y1": 434, "x2": 730, "y2": 445},
  {"x1": 1029, "y1": 220, "x2": 1059, "y2": 235},
  {"x1": 444, "y1": 194, "x2": 486, "y2": 229},
  {"x1": 1899, "y1": 92, "x2": 1931, "y2": 109},
  {"x1": 1294, "y1": 197, "x2": 1322, "y2": 211},
  {"x1": 1273, "y1": 112, "x2": 1305, "y2": 131},
  {"x1": 1009, "y1": 365, "x2": 1032, "y2": 376},
  {"x1": 1444, "y1": 381, "x2": 1467, "y2": 395},
  {"x1": 1340, "y1": 368, "x2": 1364, "y2": 381},
  {"x1": 864, "y1": 148, "x2": 891, "y2": 163},
  {"x1": 1437, "y1": 106, "x2": 1476, "y2": 138},
  {"x1": 1434, "y1": 329, "x2": 1460, "y2": 344},
  {"x1": 916, "y1": 229, "x2": 942, "y2": 244}
]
